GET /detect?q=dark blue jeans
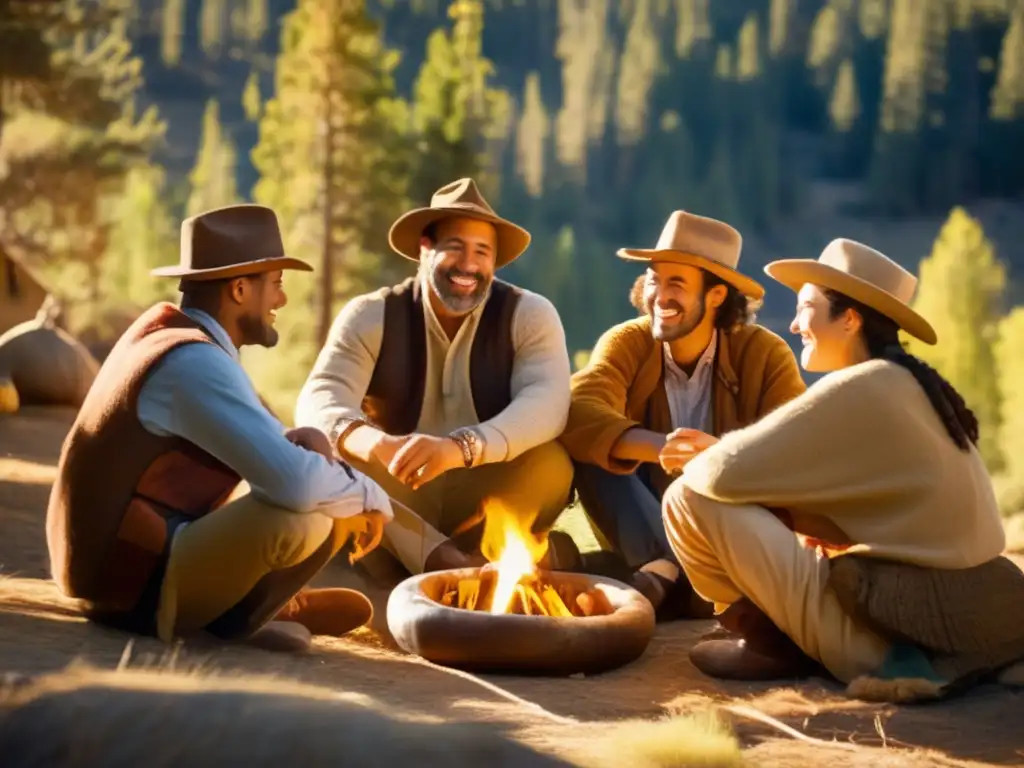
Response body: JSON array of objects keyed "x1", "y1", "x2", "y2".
[{"x1": 572, "y1": 461, "x2": 673, "y2": 569}]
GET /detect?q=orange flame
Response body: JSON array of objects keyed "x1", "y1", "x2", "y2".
[{"x1": 478, "y1": 499, "x2": 549, "y2": 615}]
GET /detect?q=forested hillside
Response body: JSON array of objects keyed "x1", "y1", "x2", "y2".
[{"x1": 3, "y1": 0, "x2": 1024, "y2": 410}]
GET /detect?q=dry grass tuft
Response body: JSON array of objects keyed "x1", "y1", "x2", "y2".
[{"x1": 568, "y1": 710, "x2": 743, "y2": 768}]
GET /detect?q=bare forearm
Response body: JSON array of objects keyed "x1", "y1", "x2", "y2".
[
  {"x1": 610, "y1": 427, "x2": 666, "y2": 464},
  {"x1": 340, "y1": 423, "x2": 386, "y2": 463}
]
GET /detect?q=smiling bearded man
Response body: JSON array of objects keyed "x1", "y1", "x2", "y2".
[
  {"x1": 294, "y1": 178, "x2": 575, "y2": 577},
  {"x1": 559, "y1": 211, "x2": 806, "y2": 621},
  {"x1": 46, "y1": 204, "x2": 393, "y2": 655}
]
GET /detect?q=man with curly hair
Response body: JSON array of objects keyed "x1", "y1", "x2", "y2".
[{"x1": 560, "y1": 211, "x2": 805, "y2": 621}]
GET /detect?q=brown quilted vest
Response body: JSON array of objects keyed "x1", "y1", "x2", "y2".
[
  {"x1": 45, "y1": 302, "x2": 241, "y2": 619},
  {"x1": 361, "y1": 277, "x2": 521, "y2": 435}
]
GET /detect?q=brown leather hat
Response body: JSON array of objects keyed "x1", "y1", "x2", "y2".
[
  {"x1": 151, "y1": 204, "x2": 313, "y2": 281},
  {"x1": 388, "y1": 178, "x2": 531, "y2": 267}
]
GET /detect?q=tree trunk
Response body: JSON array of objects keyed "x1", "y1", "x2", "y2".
[{"x1": 317, "y1": 83, "x2": 336, "y2": 347}]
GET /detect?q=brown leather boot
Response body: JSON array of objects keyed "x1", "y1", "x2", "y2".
[
  {"x1": 274, "y1": 588, "x2": 374, "y2": 637},
  {"x1": 689, "y1": 599, "x2": 825, "y2": 681}
]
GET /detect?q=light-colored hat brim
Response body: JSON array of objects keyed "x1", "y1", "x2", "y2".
[
  {"x1": 151, "y1": 256, "x2": 314, "y2": 281},
  {"x1": 388, "y1": 207, "x2": 531, "y2": 268},
  {"x1": 764, "y1": 259, "x2": 937, "y2": 345},
  {"x1": 616, "y1": 248, "x2": 765, "y2": 300}
]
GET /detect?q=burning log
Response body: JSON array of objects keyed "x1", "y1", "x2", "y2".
[{"x1": 437, "y1": 569, "x2": 613, "y2": 618}]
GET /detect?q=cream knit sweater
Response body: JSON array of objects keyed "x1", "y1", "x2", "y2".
[{"x1": 681, "y1": 359, "x2": 1006, "y2": 570}]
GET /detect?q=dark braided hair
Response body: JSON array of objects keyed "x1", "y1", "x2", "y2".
[{"x1": 823, "y1": 289, "x2": 979, "y2": 451}]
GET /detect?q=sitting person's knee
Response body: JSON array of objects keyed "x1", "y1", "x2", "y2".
[
  {"x1": 517, "y1": 442, "x2": 574, "y2": 501},
  {"x1": 661, "y1": 480, "x2": 711, "y2": 529},
  {"x1": 251, "y1": 504, "x2": 335, "y2": 565}
]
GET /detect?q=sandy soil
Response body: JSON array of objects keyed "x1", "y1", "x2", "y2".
[{"x1": 0, "y1": 407, "x2": 1022, "y2": 766}]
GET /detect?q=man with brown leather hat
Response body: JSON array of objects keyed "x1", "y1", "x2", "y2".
[
  {"x1": 559, "y1": 210, "x2": 806, "y2": 620},
  {"x1": 295, "y1": 178, "x2": 575, "y2": 575},
  {"x1": 46, "y1": 204, "x2": 393, "y2": 654}
]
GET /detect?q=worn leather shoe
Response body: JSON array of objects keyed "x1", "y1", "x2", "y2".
[
  {"x1": 690, "y1": 637, "x2": 822, "y2": 680},
  {"x1": 689, "y1": 598, "x2": 825, "y2": 680},
  {"x1": 274, "y1": 588, "x2": 374, "y2": 637},
  {"x1": 245, "y1": 620, "x2": 312, "y2": 653}
]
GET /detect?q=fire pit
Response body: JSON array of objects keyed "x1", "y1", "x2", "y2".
[{"x1": 385, "y1": 501, "x2": 655, "y2": 676}]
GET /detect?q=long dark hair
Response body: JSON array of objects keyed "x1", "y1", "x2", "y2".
[
  {"x1": 628, "y1": 269, "x2": 754, "y2": 330},
  {"x1": 824, "y1": 289, "x2": 979, "y2": 451}
]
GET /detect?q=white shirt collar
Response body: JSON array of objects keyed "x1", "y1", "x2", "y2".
[{"x1": 663, "y1": 331, "x2": 717, "y2": 382}]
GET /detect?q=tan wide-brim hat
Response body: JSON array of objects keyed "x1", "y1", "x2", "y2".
[
  {"x1": 152, "y1": 204, "x2": 313, "y2": 281},
  {"x1": 388, "y1": 178, "x2": 531, "y2": 268},
  {"x1": 616, "y1": 210, "x2": 765, "y2": 300},
  {"x1": 764, "y1": 238, "x2": 937, "y2": 345}
]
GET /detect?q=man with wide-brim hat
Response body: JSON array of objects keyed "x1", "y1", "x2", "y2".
[
  {"x1": 295, "y1": 178, "x2": 575, "y2": 577},
  {"x1": 559, "y1": 210, "x2": 806, "y2": 621},
  {"x1": 46, "y1": 203, "x2": 394, "y2": 655},
  {"x1": 660, "y1": 238, "x2": 1024, "y2": 697}
]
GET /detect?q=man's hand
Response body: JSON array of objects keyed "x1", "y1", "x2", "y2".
[
  {"x1": 658, "y1": 428, "x2": 719, "y2": 474},
  {"x1": 285, "y1": 426, "x2": 335, "y2": 462},
  {"x1": 388, "y1": 434, "x2": 465, "y2": 490},
  {"x1": 423, "y1": 539, "x2": 488, "y2": 572},
  {"x1": 348, "y1": 510, "x2": 387, "y2": 565},
  {"x1": 370, "y1": 432, "x2": 411, "y2": 469}
]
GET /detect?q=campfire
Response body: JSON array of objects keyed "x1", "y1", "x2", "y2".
[
  {"x1": 432, "y1": 500, "x2": 613, "y2": 618},
  {"x1": 386, "y1": 498, "x2": 656, "y2": 676}
]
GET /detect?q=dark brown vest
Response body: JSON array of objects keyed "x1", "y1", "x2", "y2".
[
  {"x1": 46, "y1": 303, "x2": 241, "y2": 618},
  {"x1": 361, "y1": 277, "x2": 522, "y2": 435}
]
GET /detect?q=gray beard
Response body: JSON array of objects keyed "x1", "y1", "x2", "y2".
[{"x1": 429, "y1": 268, "x2": 490, "y2": 315}]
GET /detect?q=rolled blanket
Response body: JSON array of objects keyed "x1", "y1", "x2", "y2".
[{"x1": 828, "y1": 554, "x2": 1024, "y2": 702}]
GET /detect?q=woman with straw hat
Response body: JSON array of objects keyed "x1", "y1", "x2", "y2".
[{"x1": 659, "y1": 238, "x2": 1024, "y2": 700}]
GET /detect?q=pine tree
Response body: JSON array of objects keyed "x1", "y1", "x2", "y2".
[
  {"x1": 995, "y1": 306, "x2": 1024, "y2": 511},
  {"x1": 0, "y1": 0, "x2": 164, "y2": 307},
  {"x1": 829, "y1": 58, "x2": 861, "y2": 132},
  {"x1": 187, "y1": 99, "x2": 239, "y2": 217},
  {"x1": 103, "y1": 164, "x2": 180, "y2": 309},
  {"x1": 614, "y1": 0, "x2": 659, "y2": 147},
  {"x1": 989, "y1": 0, "x2": 1023, "y2": 120},
  {"x1": 408, "y1": 0, "x2": 510, "y2": 202},
  {"x1": 905, "y1": 207, "x2": 1006, "y2": 469},
  {"x1": 515, "y1": 72, "x2": 549, "y2": 198},
  {"x1": 161, "y1": 0, "x2": 186, "y2": 66},
  {"x1": 248, "y1": 0, "x2": 409, "y2": 420}
]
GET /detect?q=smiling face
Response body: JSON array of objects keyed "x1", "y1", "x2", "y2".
[
  {"x1": 642, "y1": 262, "x2": 724, "y2": 343},
  {"x1": 236, "y1": 269, "x2": 287, "y2": 348},
  {"x1": 421, "y1": 217, "x2": 498, "y2": 316},
  {"x1": 789, "y1": 283, "x2": 862, "y2": 372}
]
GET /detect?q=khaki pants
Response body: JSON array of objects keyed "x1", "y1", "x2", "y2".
[
  {"x1": 349, "y1": 441, "x2": 574, "y2": 574},
  {"x1": 663, "y1": 482, "x2": 891, "y2": 683},
  {"x1": 155, "y1": 494, "x2": 370, "y2": 643}
]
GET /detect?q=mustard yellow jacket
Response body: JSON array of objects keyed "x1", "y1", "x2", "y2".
[{"x1": 559, "y1": 317, "x2": 806, "y2": 497}]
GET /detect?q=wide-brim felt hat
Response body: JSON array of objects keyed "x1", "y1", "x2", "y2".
[
  {"x1": 616, "y1": 210, "x2": 765, "y2": 300},
  {"x1": 764, "y1": 238, "x2": 937, "y2": 345},
  {"x1": 151, "y1": 203, "x2": 313, "y2": 282},
  {"x1": 388, "y1": 178, "x2": 531, "y2": 268}
]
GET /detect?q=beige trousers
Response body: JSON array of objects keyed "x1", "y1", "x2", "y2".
[
  {"x1": 349, "y1": 441, "x2": 574, "y2": 575},
  {"x1": 663, "y1": 482, "x2": 891, "y2": 683},
  {"x1": 155, "y1": 493, "x2": 371, "y2": 642}
]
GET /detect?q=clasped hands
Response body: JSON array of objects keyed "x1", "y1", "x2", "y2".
[{"x1": 658, "y1": 428, "x2": 719, "y2": 474}]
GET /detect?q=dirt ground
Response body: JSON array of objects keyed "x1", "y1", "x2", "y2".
[{"x1": 1, "y1": 407, "x2": 1022, "y2": 767}]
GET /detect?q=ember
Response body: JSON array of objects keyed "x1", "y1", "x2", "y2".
[{"x1": 435, "y1": 568, "x2": 614, "y2": 618}]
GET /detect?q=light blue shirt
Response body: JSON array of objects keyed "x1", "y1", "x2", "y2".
[{"x1": 136, "y1": 307, "x2": 389, "y2": 519}]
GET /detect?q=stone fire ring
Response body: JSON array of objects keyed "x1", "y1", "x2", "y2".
[{"x1": 386, "y1": 567, "x2": 656, "y2": 676}]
